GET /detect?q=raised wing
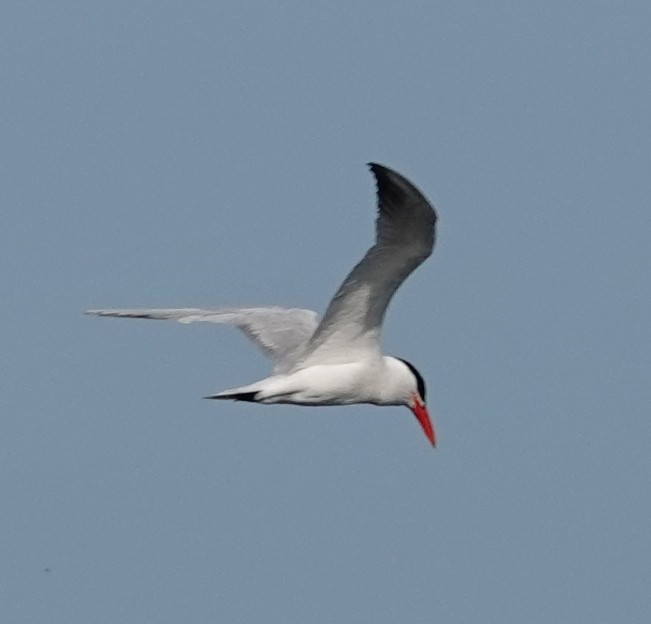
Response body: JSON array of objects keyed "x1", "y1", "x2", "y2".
[
  {"x1": 85, "y1": 307, "x2": 319, "y2": 373},
  {"x1": 302, "y1": 163, "x2": 437, "y2": 364}
]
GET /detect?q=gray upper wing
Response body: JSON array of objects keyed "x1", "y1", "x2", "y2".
[
  {"x1": 301, "y1": 163, "x2": 437, "y2": 363},
  {"x1": 86, "y1": 306, "x2": 319, "y2": 372}
]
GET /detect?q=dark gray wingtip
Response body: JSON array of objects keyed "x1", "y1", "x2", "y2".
[
  {"x1": 367, "y1": 161, "x2": 407, "y2": 180},
  {"x1": 367, "y1": 162, "x2": 395, "y2": 181},
  {"x1": 368, "y1": 162, "x2": 408, "y2": 205},
  {"x1": 367, "y1": 161, "x2": 387, "y2": 172},
  {"x1": 367, "y1": 162, "x2": 436, "y2": 220}
]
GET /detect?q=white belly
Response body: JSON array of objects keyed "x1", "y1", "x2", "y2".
[{"x1": 256, "y1": 361, "x2": 382, "y2": 406}]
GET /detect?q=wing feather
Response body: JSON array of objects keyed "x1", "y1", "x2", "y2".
[
  {"x1": 302, "y1": 163, "x2": 437, "y2": 363},
  {"x1": 86, "y1": 307, "x2": 319, "y2": 372}
]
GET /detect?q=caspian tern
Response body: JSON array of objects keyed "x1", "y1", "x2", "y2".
[{"x1": 87, "y1": 163, "x2": 439, "y2": 445}]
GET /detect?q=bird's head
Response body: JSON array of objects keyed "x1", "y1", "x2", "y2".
[{"x1": 394, "y1": 358, "x2": 436, "y2": 447}]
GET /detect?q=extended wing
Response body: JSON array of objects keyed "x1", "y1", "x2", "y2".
[
  {"x1": 86, "y1": 307, "x2": 319, "y2": 373},
  {"x1": 301, "y1": 163, "x2": 437, "y2": 364}
]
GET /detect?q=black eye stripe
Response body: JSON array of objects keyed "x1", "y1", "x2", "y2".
[{"x1": 396, "y1": 358, "x2": 426, "y2": 402}]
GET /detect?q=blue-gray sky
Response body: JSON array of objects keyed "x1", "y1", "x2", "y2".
[{"x1": 2, "y1": 2, "x2": 650, "y2": 622}]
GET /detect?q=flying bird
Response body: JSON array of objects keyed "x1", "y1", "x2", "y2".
[{"x1": 87, "y1": 163, "x2": 439, "y2": 445}]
